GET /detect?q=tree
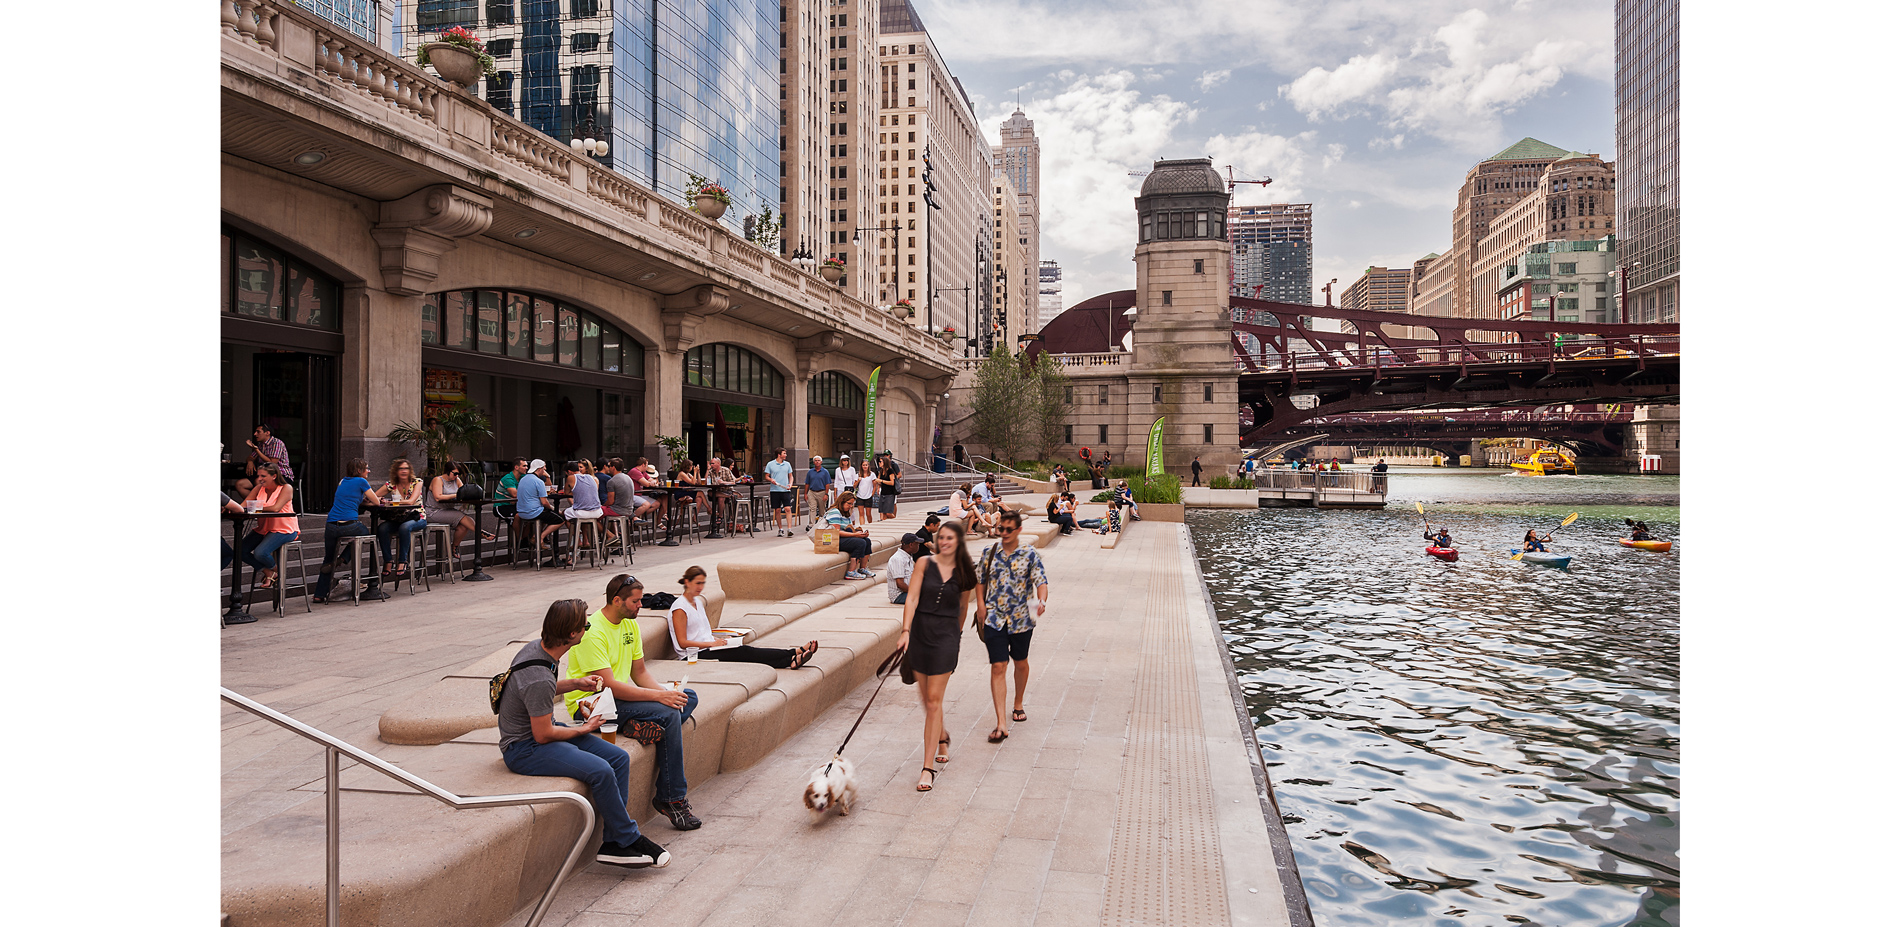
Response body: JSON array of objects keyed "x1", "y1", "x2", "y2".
[
  {"x1": 966, "y1": 348, "x2": 1030, "y2": 465},
  {"x1": 1027, "y1": 351, "x2": 1072, "y2": 464},
  {"x1": 387, "y1": 400, "x2": 494, "y2": 474}
]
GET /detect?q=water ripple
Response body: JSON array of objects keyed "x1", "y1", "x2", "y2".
[{"x1": 1193, "y1": 471, "x2": 1679, "y2": 926}]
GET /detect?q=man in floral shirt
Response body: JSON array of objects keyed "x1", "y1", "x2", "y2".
[{"x1": 973, "y1": 511, "x2": 1050, "y2": 744}]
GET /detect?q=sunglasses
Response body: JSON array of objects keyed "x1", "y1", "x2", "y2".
[{"x1": 610, "y1": 575, "x2": 642, "y2": 597}]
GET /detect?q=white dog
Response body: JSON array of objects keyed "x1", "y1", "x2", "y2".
[{"x1": 802, "y1": 754, "x2": 856, "y2": 821}]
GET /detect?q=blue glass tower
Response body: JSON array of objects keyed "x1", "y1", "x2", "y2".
[{"x1": 407, "y1": 0, "x2": 777, "y2": 227}]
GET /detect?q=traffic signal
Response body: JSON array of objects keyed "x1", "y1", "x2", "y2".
[{"x1": 921, "y1": 145, "x2": 940, "y2": 210}]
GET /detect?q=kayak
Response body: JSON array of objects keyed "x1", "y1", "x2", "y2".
[
  {"x1": 1619, "y1": 539, "x2": 1673, "y2": 552},
  {"x1": 1426, "y1": 546, "x2": 1459, "y2": 562},
  {"x1": 1509, "y1": 549, "x2": 1572, "y2": 569}
]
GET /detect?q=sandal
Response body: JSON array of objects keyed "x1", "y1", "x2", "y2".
[
  {"x1": 788, "y1": 648, "x2": 812, "y2": 670},
  {"x1": 1012, "y1": 709, "x2": 1027, "y2": 723},
  {"x1": 936, "y1": 734, "x2": 951, "y2": 765},
  {"x1": 987, "y1": 728, "x2": 1008, "y2": 743},
  {"x1": 258, "y1": 573, "x2": 278, "y2": 590},
  {"x1": 916, "y1": 767, "x2": 937, "y2": 792}
]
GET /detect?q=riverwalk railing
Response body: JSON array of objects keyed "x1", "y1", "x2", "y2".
[
  {"x1": 220, "y1": 687, "x2": 597, "y2": 927},
  {"x1": 1256, "y1": 469, "x2": 1384, "y2": 494}
]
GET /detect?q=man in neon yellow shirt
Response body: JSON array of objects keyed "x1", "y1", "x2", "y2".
[{"x1": 566, "y1": 573, "x2": 702, "y2": 830}]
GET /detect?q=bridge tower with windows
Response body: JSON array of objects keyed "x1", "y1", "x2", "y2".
[{"x1": 1131, "y1": 158, "x2": 1242, "y2": 477}]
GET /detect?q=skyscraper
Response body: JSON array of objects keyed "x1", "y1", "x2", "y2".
[
  {"x1": 1413, "y1": 137, "x2": 1593, "y2": 319},
  {"x1": 1339, "y1": 266, "x2": 1412, "y2": 314},
  {"x1": 1229, "y1": 204, "x2": 1312, "y2": 304},
  {"x1": 993, "y1": 108, "x2": 1041, "y2": 334},
  {"x1": 1615, "y1": 0, "x2": 1680, "y2": 322},
  {"x1": 779, "y1": 0, "x2": 880, "y2": 300},
  {"x1": 877, "y1": 0, "x2": 990, "y2": 344},
  {"x1": 404, "y1": 0, "x2": 780, "y2": 231}
]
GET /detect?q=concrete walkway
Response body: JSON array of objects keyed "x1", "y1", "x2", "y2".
[{"x1": 221, "y1": 500, "x2": 1300, "y2": 926}]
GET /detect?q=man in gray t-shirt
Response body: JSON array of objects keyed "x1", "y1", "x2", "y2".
[{"x1": 497, "y1": 599, "x2": 672, "y2": 868}]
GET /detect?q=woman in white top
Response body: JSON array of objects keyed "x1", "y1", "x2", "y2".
[
  {"x1": 668, "y1": 566, "x2": 816, "y2": 670},
  {"x1": 854, "y1": 463, "x2": 878, "y2": 526}
]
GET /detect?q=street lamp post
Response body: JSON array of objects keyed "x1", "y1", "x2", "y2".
[
  {"x1": 933, "y1": 285, "x2": 973, "y2": 353},
  {"x1": 852, "y1": 223, "x2": 904, "y2": 307},
  {"x1": 1617, "y1": 260, "x2": 1642, "y2": 324}
]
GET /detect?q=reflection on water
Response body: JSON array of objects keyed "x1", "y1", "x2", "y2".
[{"x1": 1193, "y1": 469, "x2": 1679, "y2": 926}]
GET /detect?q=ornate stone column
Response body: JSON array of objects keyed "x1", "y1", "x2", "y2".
[
  {"x1": 344, "y1": 185, "x2": 493, "y2": 475},
  {"x1": 652, "y1": 285, "x2": 730, "y2": 471}
]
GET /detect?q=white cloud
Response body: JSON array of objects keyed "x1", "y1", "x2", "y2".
[
  {"x1": 980, "y1": 70, "x2": 1198, "y2": 307},
  {"x1": 1196, "y1": 69, "x2": 1232, "y2": 92},
  {"x1": 1203, "y1": 130, "x2": 1318, "y2": 205},
  {"x1": 1282, "y1": 54, "x2": 1400, "y2": 117}
]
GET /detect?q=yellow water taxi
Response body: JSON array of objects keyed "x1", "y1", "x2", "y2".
[{"x1": 1510, "y1": 447, "x2": 1577, "y2": 475}]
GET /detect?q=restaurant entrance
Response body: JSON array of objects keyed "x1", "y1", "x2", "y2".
[
  {"x1": 806, "y1": 371, "x2": 865, "y2": 464},
  {"x1": 680, "y1": 343, "x2": 787, "y2": 476}
]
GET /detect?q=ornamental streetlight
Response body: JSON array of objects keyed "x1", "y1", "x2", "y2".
[{"x1": 568, "y1": 118, "x2": 609, "y2": 158}]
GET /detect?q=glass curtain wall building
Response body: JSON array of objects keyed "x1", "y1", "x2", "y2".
[
  {"x1": 1229, "y1": 204, "x2": 1313, "y2": 305},
  {"x1": 404, "y1": 0, "x2": 778, "y2": 224},
  {"x1": 1615, "y1": 0, "x2": 1679, "y2": 322}
]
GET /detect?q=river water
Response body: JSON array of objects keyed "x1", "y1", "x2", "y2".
[{"x1": 1189, "y1": 468, "x2": 1679, "y2": 927}]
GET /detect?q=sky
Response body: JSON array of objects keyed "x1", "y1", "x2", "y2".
[{"x1": 916, "y1": 0, "x2": 1617, "y2": 313}]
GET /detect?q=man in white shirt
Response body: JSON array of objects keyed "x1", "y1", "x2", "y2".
[{"x1": 886, "y1": 533, "x2": 923, "y2": 604}]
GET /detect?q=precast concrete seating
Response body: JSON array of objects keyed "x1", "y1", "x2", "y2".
[{"x1": 234, "y1": 513, "x2": 1067, "y2": 927}]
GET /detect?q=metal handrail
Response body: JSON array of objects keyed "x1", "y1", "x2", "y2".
[
  {"x1": 963, "y1": 454, "x2": 1031, "y2": 478},
  {"x1": 220, "y1": 687, "x2": 597, "y2": 927}
]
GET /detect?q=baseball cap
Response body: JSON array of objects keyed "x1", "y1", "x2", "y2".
[
  {"x1": 900, "y1": 532, "x2": 923, "y2": 546},
  {"x1": 529, "y1": 458, "x2": 547, "y2": 472}
]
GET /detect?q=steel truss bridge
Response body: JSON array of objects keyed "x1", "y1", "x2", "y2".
[{"x1": 1226, "y1": 296, "x2": 1679, "y2": 447}]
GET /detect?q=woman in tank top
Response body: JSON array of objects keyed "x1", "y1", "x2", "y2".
[
  {"x1": 897, "y1": 520, "x2": 977, "y2": 792},
  {"x1": 427, "y1": 461, "x2": 484, "y2": 566},
  {"x1": 667, "y1": 566, "x2": 817, "y2": 670}
]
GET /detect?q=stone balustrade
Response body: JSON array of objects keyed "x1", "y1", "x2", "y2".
[{"x1": 220, "y1": 0, "x2": 954, "y2": 369}]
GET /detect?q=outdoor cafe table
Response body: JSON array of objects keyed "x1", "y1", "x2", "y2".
[{"x1": 222, "y1": 510, "x2": 302, "y2": 625}]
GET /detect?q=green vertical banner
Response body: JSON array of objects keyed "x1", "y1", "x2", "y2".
[
  {"x1": 1145, "y1": 417, "x2": 1166, "y2": 477},
  {"x1": 863, "y1": 365, "x2": 882, "y2": 463}
]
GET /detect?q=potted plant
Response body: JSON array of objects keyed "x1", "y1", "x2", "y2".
[
  {"x1": 939, "y1": 325, "x2": 958, "y2": 343},
  {"x1": 387, "y1": 400, "x2": 494, "y2": 473},
  {"x1": 890, "y1": 299, "x2": 914, "y2": 320},
  {"x1": 654, "y1": 434, "x2": 690, "y2": 477},
  {"x1": 683, "y1": 173, "x2": 730, "y2": 220},
  {"x1": 820, "y1": 257, "x2": 845, "y2": 283},
  {"x1": 415, "y1": 26, "x2": 496, "y2": 89}
]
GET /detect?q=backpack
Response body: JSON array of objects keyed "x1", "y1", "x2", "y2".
[{"x1": 489, "y1": 657, "x2": 556, "y2": 714}]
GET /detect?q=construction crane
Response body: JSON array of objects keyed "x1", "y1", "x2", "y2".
[{"x1": 1125, "y1": 165, "x2": 1273, "y2": 194}]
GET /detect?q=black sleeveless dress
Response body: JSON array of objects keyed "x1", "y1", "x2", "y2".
[{"x1": 908, "y1": 558, "x2": 966, "y2": 676}]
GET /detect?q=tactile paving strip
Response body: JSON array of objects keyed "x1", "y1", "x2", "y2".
[{"x1": 1102, "y1": 531, "x2": 1231, "y2": 927}]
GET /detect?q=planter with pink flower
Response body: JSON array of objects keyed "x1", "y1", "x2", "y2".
[
  {"x1": 820, "y1": 257, "x2": 846, "y2": 282},
  {"x1": 890, "y1": 299, "x2": 914, "y2": 320},
  {"x1": 415, "y1": 26, "x2": 497, "y2": 89},
  {"x1": 684, "y1": 174, "x2": 730, "y2": 220}
]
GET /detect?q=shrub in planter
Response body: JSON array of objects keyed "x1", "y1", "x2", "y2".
[
  {"x1": 1107, "y1": 464, "x2": 1145, "y2": 480},
  {"x1": 1130, "y1": 474, "x2": 1183, "y2": 505}
]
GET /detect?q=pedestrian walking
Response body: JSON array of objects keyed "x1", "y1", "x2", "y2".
[
  {"x1": 803, "y1": 454, "x2": 832, "y2": 531},
  {"x1": 1191, "y1": 455, "x2": 1203, "y2": 487},
  {"x1": 972, "y1": 510, "x2": 1049, "y2": 744},
  {"x1": 765, "y1": 447, "x2": 795, "y2": 536},
  {"x1": 897, "y1": 520, "x2": 977, "y2": 792}
]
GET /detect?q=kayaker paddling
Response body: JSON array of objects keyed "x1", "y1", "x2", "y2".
[
  {"x1": 1625, "y1": 518, "x2": 1653, "y2": 541},
  {"x1": 1522, "y1": 528, "x2": 1553, "y2": 553},
  {"x1": 1424, "y1": 526, "x2": 1453, "y2": 548}
]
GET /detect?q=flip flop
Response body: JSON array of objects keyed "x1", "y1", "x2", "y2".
[
  {"x1": 1012, "y1": 709, "x2": 1027, "y2": 722},
  {"x1": 987, "y1": 728, "x2": 1009, "y2": 743}
]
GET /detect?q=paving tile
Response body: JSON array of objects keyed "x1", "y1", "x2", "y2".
[{"x1": 896, "y1": 899, "x2": 971, "y2": 927}]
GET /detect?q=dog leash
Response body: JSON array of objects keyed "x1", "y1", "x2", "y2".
[{"x1": 824, "y1": 648, "x2": 906, "y2": 774}]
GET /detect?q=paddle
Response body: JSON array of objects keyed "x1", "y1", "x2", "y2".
[
  {"x1": 1416, "y1": 501, "x2": 1429, "y2": 535},
  {"x1": 1513, "y1": 512, "x2": 1579, "y2": 560}
]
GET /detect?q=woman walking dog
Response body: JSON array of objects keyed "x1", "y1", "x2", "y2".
[{"x1": 896, "y1": 520, "x2": 977, "y2": 792}]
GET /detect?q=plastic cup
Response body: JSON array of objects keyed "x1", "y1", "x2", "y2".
[{"x1": 686, "y1": 647, "x2": 700, "y2": 666}]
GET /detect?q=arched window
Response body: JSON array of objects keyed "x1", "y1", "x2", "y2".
[
  {"x1": 683, "y1": 343, "x2": 784, "y2": 398},
  {"x1": 223, "y1": 225, "x2": 340, "y2": 331},
  {"x1": 420, "y1": 289, "x2": 644, "y2": 376},
  {"x1": 807, "y1": 371, "x2": 864, "y2": 413}
]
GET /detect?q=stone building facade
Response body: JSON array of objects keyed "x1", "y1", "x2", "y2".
[
  {"x1": 943, "y1": 160, "x2": 1241, "y2": 480},
  {"x1": 222, "y1": 3, "x2": 956, "y2": 510}
]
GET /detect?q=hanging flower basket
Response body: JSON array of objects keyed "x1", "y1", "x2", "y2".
[
  {"x1": 685, "y1": 175, "x2": 731, "y2": 219},
  {"x1": 890, "y1": 300, "x2": 914, "y2": 320},
  {"x1": 819, "y1": 258, "x2": 845, "y2": 283}
]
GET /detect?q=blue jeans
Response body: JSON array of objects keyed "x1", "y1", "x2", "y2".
[
  {"x1": 313, "y1": 520, "x2": 371, "y2": 599},
  {"x1": 239, "y1": 531, "x2": 298, "y2": 570},
  {"x1": 577, "y1": 688, "x2": 698, "y2": 804},
  {"x1": 502, "y1": 734, "x2": 642, "y2": 847},
  {"x1": 376, "y1": 518, "x2": 425, "y2": 564}
]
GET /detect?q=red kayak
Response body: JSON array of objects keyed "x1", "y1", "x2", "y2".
[{"x1": 1426, "y1": 546, "x2": 1459, "y2": 562}]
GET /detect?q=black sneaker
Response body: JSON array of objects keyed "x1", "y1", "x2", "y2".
[
  {"x1": 598, "y1": 835, "x2": 671, "y2": 868},
  {"x1": 652, "y1": 797, "x2": 703, "y2": 830}
]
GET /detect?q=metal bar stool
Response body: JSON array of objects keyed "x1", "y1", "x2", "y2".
[
  {"x1": 413, "y1": 523, "x2": 457, "y2": 591},
  {"x1": 335, "y1": 534, "x2": 378, "y2": 605},
  {"x1": 600, "y1": 514, "x2": 633, "y2": 564},
  {"x1": 731, "y1": 494, "x2": 757, "y2": 537},
  {"x1": 568, "y1": 517, "x2": 604, "y2": 570},
  {"x1": 512, "y1": 516, "x2": 552, "y2": 570},
  {"x1": 269, "y1": 537, "x2": 312, "y2": 614}
]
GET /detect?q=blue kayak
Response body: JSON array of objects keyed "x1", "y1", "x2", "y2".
[{"x1": 1510, "y1": 549, "x2": 1572, "y2": 570}]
